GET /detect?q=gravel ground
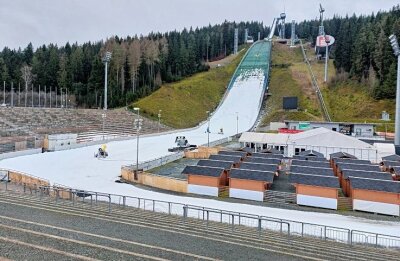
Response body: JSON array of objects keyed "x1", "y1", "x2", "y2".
[{"x1": 0, "y1": 201, "x2": 304, "y2": 261}]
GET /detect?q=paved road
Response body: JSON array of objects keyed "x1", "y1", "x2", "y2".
[{"x1": 0, "y1": 201, "x2": 305, "y2": 261}]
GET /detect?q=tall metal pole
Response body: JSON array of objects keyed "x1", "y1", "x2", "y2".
[
  {"x1": 31, "y1": 85, "x2": 33, "y2": 108},
  {"x1": 104, "y1": 61, "x2": 108, "y2": 110},
  {"x1": 56, "y1": 87, "x2": 58, "y2": 108},
  {"x1": 38, "y1": 84, "x2": 41, "y2": 107},
  {"x1": 324, "y1": 45, "x2": 329, "y2": 82},
  {"x1": 395, "y1": 55, "x2": 400, "y2": 148},
  {"x1": 50, "y1": 86, "x2": 52, "y2": 108},
  {"x1": 44, "y1": 85, "x2": 47, "y2": 107},
  {"x1": 11, "y1": 82, "x2": 13, "y2": 107},
  {"x1": 18, "y1": 82, "x2": 20, "y2": 106},
  {"x1": 389, "y1": 34, "x2": 400, "y2": 153},
  {"x1": 2, "y1": 81, "x2": 4, "y2": 105}
]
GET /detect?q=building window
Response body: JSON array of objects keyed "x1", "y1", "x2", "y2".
[{"x1": 356, "y1": 128, "x2": 361, "y2": 136}]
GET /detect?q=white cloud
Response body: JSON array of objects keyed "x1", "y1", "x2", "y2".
[{"x1": 0, "y1": 0, "x2": 398, "y2": 49}]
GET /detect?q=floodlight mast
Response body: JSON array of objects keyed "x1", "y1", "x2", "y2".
[
  {"x1": 389, "y1": 34, "x2": 400, "y2": 153},
  {"x1": 102, "y1": 52, "x2": 112, "y2": 110},
  {"x1": 319, "y1": 3, "x2": 325, "y2": 36}
]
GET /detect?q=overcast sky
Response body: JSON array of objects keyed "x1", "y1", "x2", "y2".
[{"x1": 0, "y1": 0, "x2": 398, "y2": 50}]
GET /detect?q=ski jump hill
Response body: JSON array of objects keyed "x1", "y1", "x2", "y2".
[
  {"x1": 1, "y1": 40, "x2": 400, "y2": 239},
  {"x1": 0, "y1": 40, "x2": 272, "y2": 191}
]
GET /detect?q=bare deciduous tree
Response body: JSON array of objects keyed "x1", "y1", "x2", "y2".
[
  {"x1": 128, "y1": 39, "x2": 141, "y2": 93},
  {"x1": 21, "y1": 64, "x2": 34, "y2": 107}
]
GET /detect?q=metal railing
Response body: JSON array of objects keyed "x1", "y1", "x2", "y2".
[
  {"x1": 123, "y1": 135, "x2": 235, "y2": 172},
  {"x1": 300, "y1": 39, "x2": 332, "y2": 122},
  {"x1": 1, "y1": 181, "x2": 399, "y2": 249}
]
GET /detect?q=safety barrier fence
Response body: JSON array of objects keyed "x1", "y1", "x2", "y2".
[{"x1": 1, "y1": 181, "x2": 399, "y2": 249}]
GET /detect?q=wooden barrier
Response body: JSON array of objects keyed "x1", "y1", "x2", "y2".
[
  {"x1": 7, "y1": 170, "x2": 50, "y2": 188},
  {"x1": 121, "y1": 167, "x2": 187, "y2": 193},
  {"x1": 184, "y1": 146, "x2": 222, "y2": 159}
]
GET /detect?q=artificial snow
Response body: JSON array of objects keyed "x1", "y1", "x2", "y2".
[{"x1": 1, "y1": 66, "x2": 399, "y2": 243}]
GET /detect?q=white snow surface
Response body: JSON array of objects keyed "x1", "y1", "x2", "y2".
[{"x1": 1, "y1": 67, "x2": 400, "y2": 239}]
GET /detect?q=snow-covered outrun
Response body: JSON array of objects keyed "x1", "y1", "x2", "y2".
[{"x1": 1, "y1": 40, "x2": 399, "y2": 239}]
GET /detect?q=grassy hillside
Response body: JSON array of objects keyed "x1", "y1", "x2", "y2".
[
  {"x1": 303, "y1": 45, "x2": 395, "y2": 132},
  {"x1": 260, "y1": 43, "x2": 323, "y2": 126},
  {"x1": 133, "y1": 48, "x2": 247, "y2": 129},
  {"x1": 261, "y1": 42, "x2": 395, "y2": 132}
]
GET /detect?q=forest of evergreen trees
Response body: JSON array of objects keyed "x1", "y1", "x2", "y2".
[
  {"x1": 2, "y1": 5, "x2": 400, "y2": 109},
  {"x1": 295, "y1": 5, "x2": 400, "y2": 99},
  {"x1": 0, "y1": 21, "x2": 268, "y2": 108}
]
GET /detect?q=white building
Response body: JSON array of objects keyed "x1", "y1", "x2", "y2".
[{"x1": 239, "y1": 128, "x2": 378, "y2": 162}]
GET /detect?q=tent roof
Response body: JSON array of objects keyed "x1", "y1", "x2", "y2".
[
  {"x1": 239, "y1": 128, "x2": 373, "y2": 150},
  {"x1": 239, "y1": 132, "x2": 290, "y2": 144}
]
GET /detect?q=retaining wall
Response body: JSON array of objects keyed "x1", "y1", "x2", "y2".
[{"x1": 121, "y1": 167, "x2": 187, "y2": 193}]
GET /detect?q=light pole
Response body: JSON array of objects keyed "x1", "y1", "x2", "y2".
[
  {"x1": 11, "y1": 82, "x2": 13, "y2": 107},
  {"x1": 389, "y1": 34, "x2": 400, "y2": 154},
  {"x1": 134, "y1": 107, "x2": 143, "y2": 179},
  {"x1": 158, "y1": 110, "x2": 162, "y2": 133},
  {"x1": 102, "y1": 51, "x2": 112, "y2": 111},
  {"x1": 324, "y1": 35, "x2": 330, "y2": 83},
  {"x1": 2, "y1": 81, "x2": 5, "y2": 106},
  {"x1": 206, "y1": 111, "x2": 210, "y2": 147}
]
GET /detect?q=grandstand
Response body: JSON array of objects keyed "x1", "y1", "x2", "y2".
[{"x1": 0, "y1": 107, "x2": 171, "y2": 154}]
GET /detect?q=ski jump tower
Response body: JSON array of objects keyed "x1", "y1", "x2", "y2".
[{"x1": 279, "y1": 12, "x2": 286, "y2": 39}]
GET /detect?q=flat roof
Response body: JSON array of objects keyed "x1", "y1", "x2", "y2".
[
  {"x1": 291, "y1": 159, "x2": 331, "y2": 168},
  {"x1": 209, "y1": 154, "x2": 242, "y2": 163},
  {"x1": 251, "y1": 152, "x2": 284, "y2": 159},
  {"x1": 218, "y1": 150, "x2": 248, "y2": 157},
  {"x1": 284, "y1": 120, "x2": 375, "y2": 126},
  {"x1": 349, "y1": 177, "x2": 400, "y2": 193},
  {"x1": 244, "y1": 157, "x2": 281, "y2": 165},
  {"x1": 333, "y1": 158, "x2": 372, "y2": 165},
  {"x1": 230, "y1": 168, "x2": 275, "y2": 182},
  {"x1": 197, "y1": 160, "x2": 233, "y2": 170},
  {"x1": 382, "y1": 154, "x2": 400, "y2": 162},
  {"x1": 290, "y1": 165, "x2": 334, "y2": 176},
  {"x1": 238, "y1": 162, "x2": 278, "y2": 172},
  {"x1": 289, "y1": 173, "x2": 339, "y2": 188},
  {"x1": 337, "y1": 163, "x2": 381, "y2": 172},
  {"x1": 181, "y1": 165, "x2": 224, "y2": 177},
  {"x1": 342, "y1": 169, "x2": 393, "y2": 180}
]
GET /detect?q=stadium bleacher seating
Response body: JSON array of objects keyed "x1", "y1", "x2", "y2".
[{"x1": 0, "y1": 107, "x2": 171, "y2": 153}]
